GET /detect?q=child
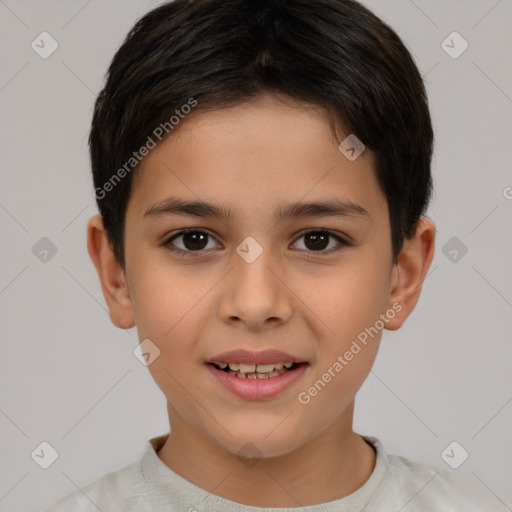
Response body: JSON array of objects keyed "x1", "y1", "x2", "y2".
[{"x1": 45, "y1": 0, "x2": 509, "y2": 510}]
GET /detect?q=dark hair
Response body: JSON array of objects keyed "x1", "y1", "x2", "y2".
[{"x1": 89, "y1": 0, "x2": 433, "y2": 270}]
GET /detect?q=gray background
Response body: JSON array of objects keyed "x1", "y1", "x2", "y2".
[{"x1": 0, "y1": 0, "x2": 511, "y2": 510}]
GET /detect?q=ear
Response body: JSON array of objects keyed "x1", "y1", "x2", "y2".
[
  {"x1": 87, "y1": 214, "x2": 135, "y2": 329},
  {"x1": 385, "y1": 216, "x2": 436, "y2": 330}
]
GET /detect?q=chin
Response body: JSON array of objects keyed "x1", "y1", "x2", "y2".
[{"x1": 213, "y1": 424, "x2": 305, "y2": 460}]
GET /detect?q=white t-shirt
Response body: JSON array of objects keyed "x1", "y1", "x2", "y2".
[{"x1": 44, "y1": 434, "x2": 509, "y2": 511}]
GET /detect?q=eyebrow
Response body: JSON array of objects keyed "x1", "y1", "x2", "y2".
[{"x1": 143, "y1": 197, "x2": 370, "y2": 222}]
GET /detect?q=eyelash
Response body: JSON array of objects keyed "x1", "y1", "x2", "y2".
[{"x1": 163, "y1": 228, "x2": 350, "y2": 258}]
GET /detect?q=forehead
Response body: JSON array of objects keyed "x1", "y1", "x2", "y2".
[{"x1": 127, "y1": 94, "x2": 385, "y2": 221}]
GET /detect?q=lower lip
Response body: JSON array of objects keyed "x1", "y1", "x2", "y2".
[{"x1": 206, "y1": 363, "x2": 308, "y2": 400}]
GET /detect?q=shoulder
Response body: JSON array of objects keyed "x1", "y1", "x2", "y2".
[
  {"x1": 43, "y1": 459, "x2": 151, "y2": 512},
  {"x1": 377, "y1": 449, "x2": 508, "y2": 511}
]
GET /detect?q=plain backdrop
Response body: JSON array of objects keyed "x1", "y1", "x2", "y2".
[{"x1": 0, "y1": 0, "x2": 511, "y2": 510}]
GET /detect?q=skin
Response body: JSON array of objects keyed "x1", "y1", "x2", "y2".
[{"x1": 87, "y1": 93, "x2": 435, "y2": 507}]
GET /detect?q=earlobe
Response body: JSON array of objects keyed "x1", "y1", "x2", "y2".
[
  {"x1": 385, "y1": 217, "x2": 436, "y2": 331},
  {"x1": 87, "y1": 214, "x2": 135, "y2": 330}
]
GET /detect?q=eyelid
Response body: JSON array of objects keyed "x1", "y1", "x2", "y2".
[
  {"x1": 163, "y1": 228, "x2": 221, "y2": 255},
  {"x1": 290, "y1": 229, "x2": 350, "y2": 257},
  {"x1": 293, "y1": 228, "x2": 350, "y2": 246}
]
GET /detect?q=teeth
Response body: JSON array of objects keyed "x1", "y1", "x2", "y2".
[
  {"x1": 256, "y1": 363, "x2": 276, "y2": 373},
  {"x1": 215, "y1": 361, "x2": 299, "y2": 379},
  {"x1": 233, "y1": 369, "x2": 286, "y2": 379},
  {"x1": 227, "y1": 362, "x2": 258, "y2": 372},
  {"x1": 240, "y1": 363, "x2": 257, "y2": 373},
  {"x1": 223, "y1": 362, "x2": 294, "y2": 374}
]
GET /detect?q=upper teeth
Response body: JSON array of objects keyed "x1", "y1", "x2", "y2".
[{"x1": 217, "y1": 362, "x2": 294, "y2": 373}]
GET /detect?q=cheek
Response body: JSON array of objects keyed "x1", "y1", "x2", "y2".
[
  {"x1": 129, "y1": 259, "x2": 211, "y2": 379},
  {"x1": 296, "y1": 254, "x2": 390, "y2": 340},
  {"x1": 296, "y1": 348, "x2": 376, "y2": 438},
  {"x1": 293, "y1": 251, "x2": 389, "y2": 402},
  {"x1": 141, "y1": 304, "x2": 207, "y2": 423},
  {"x1": 129, "y1": 254, "x2": 201, "y2": 338},
  {"x1": 297, "y1": 267, "x2": 386, "y2": 415}
]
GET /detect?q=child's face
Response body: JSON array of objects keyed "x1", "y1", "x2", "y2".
[{"x1": 94, "y1": 94, "x2": 428, "y2": 458}]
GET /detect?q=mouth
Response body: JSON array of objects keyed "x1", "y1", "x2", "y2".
[
  {"x1": 207, "y1": 361, "x2": 306, "y2": 379},
  {"x1": 205, "y1": 360, "x2": 309, "y2": 400}
]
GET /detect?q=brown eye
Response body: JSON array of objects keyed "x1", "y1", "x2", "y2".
[
  {"x1": 165, "y1": 229, "x2": 221, "y2": 253},
  {"x1": 292, "y1": 230, "x2": 348, "y2": 253},
  {"x1": 304, "y1": 231, "x2": 330, "y2": 251}
]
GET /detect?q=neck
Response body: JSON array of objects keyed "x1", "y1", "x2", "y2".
[{"x1": 156, "y1": 401, "x2": 376, "y2": 508}]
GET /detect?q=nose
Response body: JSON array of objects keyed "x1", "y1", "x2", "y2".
[{"x1": 217, "y1": 244, "x2": 293, "y2": 332}]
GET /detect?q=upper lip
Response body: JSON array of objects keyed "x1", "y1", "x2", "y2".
[{"x1": 207, "y1": 349, "x2": 307, "y2": 365}]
